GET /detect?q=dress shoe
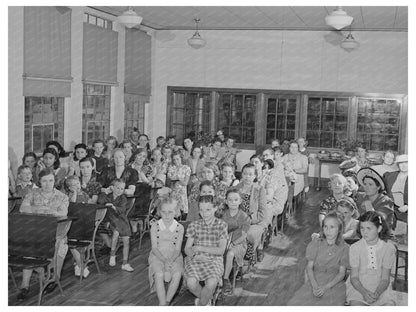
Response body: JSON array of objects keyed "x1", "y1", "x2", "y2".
[{"x1": 43, "y1": 282, "x2": 57, "y2": 294}]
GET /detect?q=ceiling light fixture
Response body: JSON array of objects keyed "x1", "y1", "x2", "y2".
[
  {"x1": 325, "y1": 6, "x2": 354, "y2": 30},
  {"x1": 341, "y1": 32, "x2": 359, "y2": 51},
  {"x1": 117, "y1": 6, "x2": 143, "y2": 29},
  {"x1": 187, "y1": 18, "x2": 206, "y2": 49}
]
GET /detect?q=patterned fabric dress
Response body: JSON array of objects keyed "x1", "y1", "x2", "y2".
[
  {"x1": 240, "y1": 193, "x2": 256, "y2": 265},
  {"x1": 167, "y1": 164, "x2": 191, "y2": 215},
  {"x1": 184, "y1": 218, "x2": 228, "y2": 283},
  {"x1": 319, "y1": 194, "x2": 347, "y2": 218}
]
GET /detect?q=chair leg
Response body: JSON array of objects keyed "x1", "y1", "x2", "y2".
[
  {"x1": 92, "y1": 245, "x2": 101, "y2": 274},
  {"x1": 37, "y1": 267, "x2": 45, "y2": 306},
  {"x1": 9, "y1": 267, "x2": 19, "y2": 291},
  {"x1": 79, "y1": 248, "x2": 86, "y2": 282}
]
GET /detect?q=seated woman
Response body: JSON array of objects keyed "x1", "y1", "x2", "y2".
[
  {"x1": 167, "y1": 151, "x2": 191, "y2": 219},
  {"x1": 282, "y1": 141, "x2": 308, "y2": 197},
  {"x1": 186, "y1": 145, "x2": 205, "y2": 188},
  {"x1": 36, "y1": 148, "x2": 67, "y2": 190},
  {"x1": 18, "y1": 168, "x2": 69, "y2": 300},
  {"x1": 234, "y1": 163, "x2": 267, "y2": 262},
  {"x1": 353, "y1": 147, "x2": 369, "y2": 169},
  {"x1": 97, "y1": 179, "x2": 134, "y2": 272},
  {"x1": 101, "y1": 148, "x2": 138, "y2": 196},
  {"x1": 383, "y1": 154, "x2": 408, "y2": 231},
  {"x1": 150, "y1": 147, "x2": 168, "y2": 186},
  {"x1": 319, "y1": 174, "x2": 348, "y2": 227},
  {"x1": 356, "y1": 168, "x2": 394, "y2": 230},
  {"x1": 371, "y1": 150, "x2": 399, "y2": 177},
  {"x1": 79, "y1": 157, "x2": 104, "y2": 204},
  {"x1": 148, "y1": 197, "x2": 184, "y2": 305},
  {"x1": 288, "y1": 212, "x2": 349, "y2": 306},
  {"x1": 67, "y1": 143, "x2": 88, "y2": 177},
  {"x1": 184, "y1": 195, "x2": 228, "y2": 306}
]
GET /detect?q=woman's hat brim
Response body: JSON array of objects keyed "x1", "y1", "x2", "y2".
[{"x1": 356, "y1": 167, "x2": 385, "y2": 190}]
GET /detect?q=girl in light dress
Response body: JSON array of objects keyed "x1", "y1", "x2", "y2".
[
  {"x1": 148, "y1": 198, "x2": 184, "y2": 305},
  {"x1": 346, "y1": 211, "x2": 396, "y2": 306}
]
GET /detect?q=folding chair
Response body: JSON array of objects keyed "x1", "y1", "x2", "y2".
[
  {"x1": 8, "y1": 213, "x2": 72, "y2": 305},
  {"x1": 67, "y1": 203, "x2": 107, "y2": 281}
]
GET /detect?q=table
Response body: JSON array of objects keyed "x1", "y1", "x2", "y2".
[{"x1": 315, "y1": 157, "x2": 343, "y2": 191}]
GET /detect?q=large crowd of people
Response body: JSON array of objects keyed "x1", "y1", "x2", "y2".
[{"x1": 8, "y1": 129, "x2": 408, "y2": 306}]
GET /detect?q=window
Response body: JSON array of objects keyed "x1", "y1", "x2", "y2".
[
  {"x1": 124, "y1": 94, "x2": 146, "y2": 137},
  {"x1": 84, "y1": 13, "x2": 113, "y2": 30},
  {"x1": 218, "y1": 93, "x2": 256, "y2": 144},
  {"x1": 266, "y1": 95, "x2": 297, "y2": 144},
  {"x1": 24, "y1": 97, "x2": 65, "y2": 154},
  {"x1": 356, "y1": 98, "x2": 401, "y2": 151},
  {"x1": 306, "y1": 97, "x2": 349, "y2": 148},
  {"x1": 82, "y1": 84, "x2": 111, "y2": 146},
  {"x1": 169, "y1": 91, "x2": 211, "y2": 143},
  {"x1": 167, "y1": 87, "x2": 406, "y2": 152}
]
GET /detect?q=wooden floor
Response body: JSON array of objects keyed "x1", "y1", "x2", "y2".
[{"x1": 8, "y1": 188, "x2": 408, "y2": 306}]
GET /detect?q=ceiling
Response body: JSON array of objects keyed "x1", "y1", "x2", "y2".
[{"x1": 91, "y1": 6, "x2": 408, "y2": 32}]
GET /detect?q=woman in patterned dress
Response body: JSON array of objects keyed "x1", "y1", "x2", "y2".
[
  {"x1": 184, "y1": 195, "x2": 229, "y2": 306},
  {"x1": 167, "y1": 150, "x2": 191, "y2": 219}
]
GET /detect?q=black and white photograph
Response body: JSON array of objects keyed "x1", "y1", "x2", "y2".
[{"x1": 6, "y1": 2, "x2": 410, "y2": 307}]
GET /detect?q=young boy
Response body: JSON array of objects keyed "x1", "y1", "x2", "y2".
[{"x1": 10, "y1": 165, "x2": 37, "y2": 212}]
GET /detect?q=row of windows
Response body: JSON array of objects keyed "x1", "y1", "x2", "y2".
[
  {"x1": 84, "y1": 13, "x2": 113, "y2": 30},
  {"x1": 167, "y1": 87, "x2": 405, "y2": 152},
  {"x1": 24, "y1": 84, "x2": 145, "y2": 153}
]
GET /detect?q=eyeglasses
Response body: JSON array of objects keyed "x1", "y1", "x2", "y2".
[{"x1": 198, "y1": 195, "x2": 214, "y2": 203}]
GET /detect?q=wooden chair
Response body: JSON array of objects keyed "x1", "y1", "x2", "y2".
[
  {"x1": 8, "y1": 213, "x2": 72, "y2": 305},
  {"x1": 67, "y1": 203, "x2": 107, "y2": 282},
  {"x1": 393, "y1": 243, "x2": 408, "y2": 292}
]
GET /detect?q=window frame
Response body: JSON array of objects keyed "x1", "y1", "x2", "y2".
[{"x1": 166, "y1": 86, "x2": 407, "y2": 153}]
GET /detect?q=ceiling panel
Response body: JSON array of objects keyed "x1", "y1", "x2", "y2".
[{"x1": 91, "y1": 6, "x2": 407, "y2": 31}]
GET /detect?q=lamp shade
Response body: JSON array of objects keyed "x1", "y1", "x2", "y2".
[
  {"x1": 118, "y1": 7, "x2": 143, "y2": 28},
  {"x1": 325, "y1": 7, "x2": 353, "y2": 30},
  {"x1": 187, "y1": 31, "x2": 206, "y2": 49},
  {"x1": 341, "y1": 33, "x2": 359, "y2": 50}
]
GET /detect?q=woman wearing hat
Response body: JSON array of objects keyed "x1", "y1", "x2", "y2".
[
  {"x1": 356, "y1": 168, "x2": 394, "y2": 230},
  {"x1": 383, "y1": 154, "x2": 408, "y2": 227}
]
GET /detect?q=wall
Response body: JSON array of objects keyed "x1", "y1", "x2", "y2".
[{"x1": 149, "y1": 29, "x2": 407, "y2": 173}]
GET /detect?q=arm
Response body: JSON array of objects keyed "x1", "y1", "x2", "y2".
[
  {"x1": 184, "y1": 236, "x2": 196, "y2": 257},
  {"x1": 256, "y1": 186, "x2": 268, "y2": 227},
  {"x1": 295, "y1": 155, "x2": 308, "y2": 174},
  {"x1": 350, "y1": 267, "x2": 376, "y2": 304},
  {"x1": 306, "y1": 260, "x2": 321, "y2": 296},
  {"x1": 56, "y1": 192, "x2": 69, "y2": 217},
  {"x1": 195, "y1": 238, "x2": 227, "y2": 256},
  {"x1": 321, "y1": 265, "x2": 347, "y2": 293},
  {"x1": 373, "y1": 267, "x2": 392, "y2": 300}
]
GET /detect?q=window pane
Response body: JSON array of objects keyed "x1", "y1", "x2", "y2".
[
  {"x1": 267, "y1": 98, "x2": 277, "y2": 113},
  {"x1": 286, "y1": 115, "x2": 296, "y2": 130},
  {"x1": 266, "y1": 130, "x2": 275, "y2": 144},
  {"x1": 287, "y1": 98, "x2": 297, "y2": 114},
  {"x1": 267, "y1": 114, "x2": 275, "y2": 129}
]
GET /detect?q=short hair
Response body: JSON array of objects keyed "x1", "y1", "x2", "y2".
[
  {"x1": 130, "y1": 147, "x2": 148, "y2": 163},
  {"x1": 204, "y1": 163, "x2": 219, "y2": 176},
  {"x1": 329, "y1": 173, "x2": 347, "y2": 185},
  {"x1": 112, "y1": 178, "x2": 126, "y2": 187},
  {"x1": 119, "y1": 140, "x2": 133, "y2": 149},
  {"x1": 336, "y1": 198, "x2": 357, "y2": 212},
  {"x1": 273, "y1": 146, "x2": 283, "y2": 154},
  {"x1": 156, "y1": 136, "x2": 165, "y2": 142},
  {"x1": 105, "y1": 136, "x2": 119, "y2": 147},
  {"x1": 157, "y1": 197, "x2": 179, "y2": 215},
  {"x1": 46, "y1": 140, "x2": 65, "y2": 157},
  {"x1": 93, "y1": 139, "x2": 105, "y2": 147},
  {"x1": 362, "y1": 175, "x2": 384, "y2": 193},
  {"x1": 220, "y1": 162, "x2": 234, "y2": 171},
  {"x1": 320, "y1": 212, "x2": 345, "y2": 246},
  {"x1": 250, "y1": 154, "x2": 263, "y2": 162},
  {"x1": 112, "y1": 148, "x2": 126, "y2": 159},
  {"x1": 65, "y1": 175, "x2": 80, "y2": 188},
  {"x1": 191, "y1": 145, "x2": 204, "y2": 159},
  {"x1": 198, "y1": 194, "x2": 215, "y2": 204},
  {"x1": 38, "y1": 168, "x2": 55, "y2": 181},
  {"x1": 17, "y1": 165, "x2": 32, "y2": 175},
  {"x1": 241, "y1": 163, "x2": 255, "y2": 173},
  {"x1": 43, "y1": 147, "x2": 60, "y2": 170},
  {"x1": 263, "y1": 159, "x2": 274, "y2": 170},
  {"x1": 225, "y1": 188, "x2": 240, "y2": 200},
  {"x1": 199, "y1": 180, "x2": 215, "y2": 192},
  {"x1": 79, "y1": 156, "x2": 95, "y2": 168},
  {"x1": 73, "y1": 143, "x2": 88, "y2": 161},
  {"x1": 171, "y1": 150, "x2": 183, "y2": 162},
  {"x1": 22, "y1": 152, "x2": 38, "y2": 166},
  {"x1": 357, "y1": 211, "x2": 390, "y2": 241}
]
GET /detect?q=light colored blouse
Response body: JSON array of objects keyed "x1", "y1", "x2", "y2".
[{"x1": 20, "y1": 188, "x2": 69, "y2": 217}]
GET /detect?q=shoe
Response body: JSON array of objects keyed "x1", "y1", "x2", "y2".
[
  {"x1": 83, "y1": 267, "x2": 90, "y2": 278},
  {"x1": 194, "y1": 298, "x2": 200, "y2": 306},
  {"x1": 43, "y1": 282, "x2": 57, "y2": 294},
  {"x1": 109, "y1": 255, "x2": 116, "y2": 266},
  {"x1": 121, "y1": 263, "x2": 134, "y2": 272},
  {"x1": 17, "y1": 288, "x2": 29, "y2": 301},
  {"x1": 206, "y1": 299, "x2": 212, "y2": 306},
  {"x1": 74, "y1": 265, "x2": 81, "y2": 276},
  {"x1": 223, "y1": 279, "x2": 233, "y2": 295},
  {"x1": 257, "y1": 249, "x2": 264, "y2": 262}
]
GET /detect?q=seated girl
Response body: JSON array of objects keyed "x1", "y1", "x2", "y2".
[
  {"x1": 346, "y1": 211, "x2": 396, "y2": 306},
  {"x1": 221, "y1": 189, "x2": 250, "y2": 294},
  {"x1": 67, "y1": 143, "x2": 88, "y2": 177},
  {"x1": 64, "y1": 175, "x2": 90, "y2": 203},
  {"x1": 148, "y1": 198, "x2": 184, "y2": 305},
  {"x1": 97, "y1": 179, "x2": 134, "y2": 272},
  {"x1": 184, "y1": 195, "x2": 229, "y2": 306},
  {"x1": 288, "y1": 212, "x2": 349, "y2": 306}
]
